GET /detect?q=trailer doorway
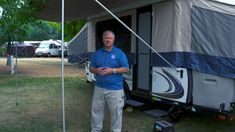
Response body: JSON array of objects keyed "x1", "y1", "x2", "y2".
[
  {"x1": 95, "y1": 15, "x2": 132, "y2": 52},
  {"x1": 134, "y1": 6, "x2": 152, "y2": 95}
]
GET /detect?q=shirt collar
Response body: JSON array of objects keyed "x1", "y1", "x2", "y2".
[{"x1": 102, "y1": 45, "x2": 116, "y2": 52}]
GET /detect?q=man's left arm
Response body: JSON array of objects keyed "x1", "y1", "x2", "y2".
[
  {"x1": 115, "y1": 52, "x2": 129, "y2": 74},
  {"x1": 114, "y1": 68, "x2": 128, "y2": 74},
  {"x1": 99, "y1": 67, "x2": 128, "y2": 76}
]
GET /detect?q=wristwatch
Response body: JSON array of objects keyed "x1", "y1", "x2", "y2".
[{"x1": 113, "y1": 68, "x2": 116, "y2": 74}]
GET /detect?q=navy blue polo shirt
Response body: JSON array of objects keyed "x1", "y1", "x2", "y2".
[{"x1": 90, "y1": 46, "x2": 129, "y2": 90}]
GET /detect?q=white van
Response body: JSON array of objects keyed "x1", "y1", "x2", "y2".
[{"x1": 35, "y1": 40, "x2": 61, "y2": 57}]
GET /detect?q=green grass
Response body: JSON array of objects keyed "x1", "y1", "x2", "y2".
[
  {"x1": 0, "y1": 74, "x2": 155, "y2": 132},
  {"x1": 176, "y1": 113, "x2": 235, "y2": 132},
  {"x1": 1, "y1": 59, "x2": 235, "y2": 132},
  {"x1": 0, "y1": 75, "x2": 91, "y2": 132}
]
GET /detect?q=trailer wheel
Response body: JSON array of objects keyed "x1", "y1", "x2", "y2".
[
  {"x1": 47, "y1": 53, "x2": 51, "y2": 57},
  {"x1": 168, "y1": 106, "x2": 184, "y2": 122}
]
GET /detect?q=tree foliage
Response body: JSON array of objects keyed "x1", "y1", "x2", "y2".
[
  {"x1": 45, "y1": 20, "x2": 87, "y2": 42},
  {"x1": 64, "y1": 20, "x2": 86, "y2": 41},
  {"x1": 0, "y1": 0, "x2": 45, "y2": 44},
  {"x1": 0, "y1": 0, "x2": 86, "y2": 46},
  {"x1": 27, "y1": 21, "x2": 61, "y2": 41}
]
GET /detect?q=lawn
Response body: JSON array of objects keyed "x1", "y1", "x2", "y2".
[{"x1": 0, "y1": 58, "x2": 235, "y2": 132}]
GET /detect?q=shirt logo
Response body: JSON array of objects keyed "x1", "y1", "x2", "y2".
[{"x1": 111, "y1": 54, "x2": 116, "y2": 60}]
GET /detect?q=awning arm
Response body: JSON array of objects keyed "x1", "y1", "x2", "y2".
[{"x1": 95, "y1": 0, "x2": 179, "y2": 72}]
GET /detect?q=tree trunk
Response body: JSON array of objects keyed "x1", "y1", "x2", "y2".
[{"x1": 6, "y1": 36, "x2": 11, "y2": 55}]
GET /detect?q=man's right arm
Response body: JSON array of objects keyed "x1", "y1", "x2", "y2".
[
  {"x1": 89, "y1": 66, "x2": 101, "y2": 75},
  {"x1": 89, "y1": 66, "x2": 96, "y2": 74},
  {"x1": 90, "y1": 52, "x2": 99, "y2": 75}
]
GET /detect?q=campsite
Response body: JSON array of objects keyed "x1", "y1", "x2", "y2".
[
  {"x1": 1, "y1": 0, "x2": 235, "y2": 131},
  {"x1": 0, "y1": 58, "x2": 235, "y2": 132}
]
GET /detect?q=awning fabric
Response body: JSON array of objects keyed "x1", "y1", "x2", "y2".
[{"x1": 36, "y1": 0, "x2": 159, "y2": 22}]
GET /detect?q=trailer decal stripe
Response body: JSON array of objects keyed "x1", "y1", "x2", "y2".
[{"x1": 154, "y1": 69, "x2": 184, "y2": 99}]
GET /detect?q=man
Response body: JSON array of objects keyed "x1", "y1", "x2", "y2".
[{"x1": 89, "y1": 30, "x2": 129, "y2": 132}]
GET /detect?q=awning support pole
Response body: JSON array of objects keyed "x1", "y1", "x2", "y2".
[
  {"x1": 94, "y1": 0, "x2": 178, "y2": 72},
  {"x1": 61, "y1": 0, "x2": 66, "y2": 132},
  {"x1": 15, "y1": 42, "x2": 19, "y2": 106}
]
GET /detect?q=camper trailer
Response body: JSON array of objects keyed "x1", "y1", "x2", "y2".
[
  {"x1": 35, "y1": 0, "x2": 235, "y2": 118},
  {"x1": 67, "y1": 0, "x2": 235, "y2": 117}
]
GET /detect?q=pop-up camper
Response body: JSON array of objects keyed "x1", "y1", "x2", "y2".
[
  {"x1": 67, "y1": 0, "x2": 235, "y2": 117},
  {"x1": 37, "y1": 0, "x2": 235, "y2": 118}
]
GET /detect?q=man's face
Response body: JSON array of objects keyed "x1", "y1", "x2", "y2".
[{"x1": 103, "y1": 32, "x2": 115, "y2": 48}]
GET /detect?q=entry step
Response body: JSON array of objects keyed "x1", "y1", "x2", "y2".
[
  {"x1": 125, "y1": 99, "x2": 145, "y2": 107},
  {"x1": 143, "y1": 109, "x2": 168, "y2": 118}
]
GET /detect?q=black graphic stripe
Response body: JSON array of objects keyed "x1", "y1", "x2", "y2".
[{"x1": 155, "y1": 69, "x2": 184, "y2": 99}]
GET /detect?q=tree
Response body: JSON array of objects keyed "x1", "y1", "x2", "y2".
[
  {"x1": 0, "y1": 0, "x2": 44, "y2": 52},
  {"x1": 64, "y1": 20, "x2": 86, "y2": 41},
  {"x1": 47, "y1": 20, "x2": 86, "y2": 42},
  {"x1": 27, "y1": 21, "x2": 61, "y2": 41},
  {"x1": 0, "y1": 0, "x2": 86, "y2": 50}
]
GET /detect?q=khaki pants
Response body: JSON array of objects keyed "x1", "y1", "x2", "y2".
[{"x1": 91, "y1": 86, "x2": 125, "y2": 132}]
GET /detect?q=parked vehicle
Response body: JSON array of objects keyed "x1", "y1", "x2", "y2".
[
  {"x1": 59, "y1": 46, "x2": 68, "y2": 57},
  {"x1": 59, "y1": 42, "x2": 68, "y2": 57},
  {"x1": 35, "y1": 40, "x2": 61, "y2": 57}
]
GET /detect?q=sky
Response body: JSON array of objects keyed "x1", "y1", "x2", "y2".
[{"x1": 0, "y1": 7, "x2": 2, "y2": 18}]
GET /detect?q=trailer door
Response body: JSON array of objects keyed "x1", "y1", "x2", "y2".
[{"x1": 135, "y1": 6, "x2": 152, "y2": 93}]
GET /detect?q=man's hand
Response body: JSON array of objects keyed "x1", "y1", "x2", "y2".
[
  {"x1": 99, "y1": 67, "x2": 113, "y2": 76},
  {"x1": 89, "y1": 67, "x2": 103, "y2": 75},
  {"x1": 89, "y1": 67, "x2": 113, "y2": 75},
  {"x1": 90, "y1": 66, "x2": 128, "y2": 76}
]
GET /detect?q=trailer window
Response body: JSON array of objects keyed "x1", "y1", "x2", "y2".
[{"x1": 95, "y1": 15, "x2": 131, "y2": 52}]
